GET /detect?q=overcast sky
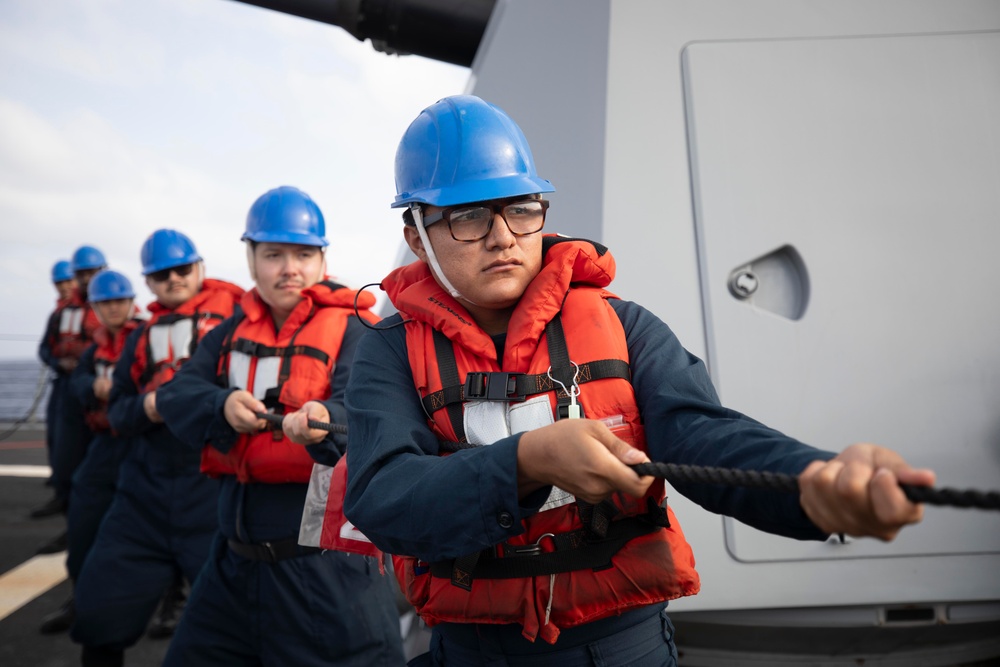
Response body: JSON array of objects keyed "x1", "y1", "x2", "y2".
[{"x1": 0, "y1": 0, "x2": 469, "y2": 360}]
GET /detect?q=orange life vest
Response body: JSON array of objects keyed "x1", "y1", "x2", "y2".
[
  {"x1": 382, "y1": 236, "x2": 700, "y2": 644},
  {"x1": 201, "y1": 281, "x2": 378, "y2": 484},
  {"x1": 51, "y1": 293, "x2": 102, "y2": 361},
  {"x1": 129, "y1": 279, "x2": 244, "y2": 393},
  {"x1": 85, "y1": 319, "x2": 143, "y2": 432}
]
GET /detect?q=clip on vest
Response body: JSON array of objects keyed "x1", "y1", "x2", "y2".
[{"x1": 463, "y1": 372, "x2": 525, "y2": 402}]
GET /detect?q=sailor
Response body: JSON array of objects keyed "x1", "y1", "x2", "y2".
[
  {"x1": 36, "y1": 260, "x2": 78, "y2": 511},
  {"x1": 39, "y1": 270, "x2": 144, "y2": 634},
  {"x1": 32, "y1": 247, "x2": 107, "y2": 544},
  {"x1": 157, "y1": 186, "x2": 404, "y2": 667},
  {"x1": 342, "y1": 95, "x2": 937, "y2": 666},
  {"x1": 71, "y1": 230, "x2": 244, "y2": 667}
]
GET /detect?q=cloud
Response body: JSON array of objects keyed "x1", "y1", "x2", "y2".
[{"x1": 0, "y1": 0, "x2": 468, "y2": 358}]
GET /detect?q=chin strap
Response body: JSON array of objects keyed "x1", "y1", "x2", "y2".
[{"x1": 410, "y1": 203, "x2": 480, "y2": 306}]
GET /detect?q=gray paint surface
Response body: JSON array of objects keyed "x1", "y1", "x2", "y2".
[{"x1": 470, "y1": 0, "x2": 1000, "y2": 621}]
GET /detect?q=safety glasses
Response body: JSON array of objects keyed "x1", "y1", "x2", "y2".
[{"x1": 148, "y1": 263, "x2": 195, "y2": 283}]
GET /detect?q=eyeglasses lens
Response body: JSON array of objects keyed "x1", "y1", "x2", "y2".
[
  {"x1": 447, "y1": 200, "x2": 546, "y2": 241},
  {"x1": 150, "y1": 263, "x2": 194, "y2": 282}
]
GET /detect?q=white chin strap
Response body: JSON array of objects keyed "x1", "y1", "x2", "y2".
[{"x1": 410, "y1": 203, "x2": 472, "y2": 303}]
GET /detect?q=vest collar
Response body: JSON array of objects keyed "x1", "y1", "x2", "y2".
[{"x1": 383, "y1": 236, "x2": 617, "y2": 365}]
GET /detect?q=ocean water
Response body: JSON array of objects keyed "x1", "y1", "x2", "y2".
[{"x1": 0, "y1": 359, "x2": 50, "y2": 423}]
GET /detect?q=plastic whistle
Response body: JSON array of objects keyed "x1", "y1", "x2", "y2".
[{"x1": 567, "y1": 392, "x2": 582, "y2": 419}]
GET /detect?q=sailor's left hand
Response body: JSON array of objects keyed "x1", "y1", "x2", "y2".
[
  {"x1": 283, "y1": 401, "x2": 331, "y2": 446},
  {"x1": 798, "y1": 443, "x2": 936, "y2": 541}
]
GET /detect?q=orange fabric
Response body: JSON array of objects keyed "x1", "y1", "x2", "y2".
[
  {"x1": 84, "y1": 319, "x2": 143, "y2": 433},
  {"x1": 382, "y1": 237, "x2": 700, "y2": 644},
  {"x1": 130, "y1": 278, "x2": 244, "y2": 392},
  {"x1": 51, "y1": 294, "x2": 102, "y2": 360},
  {"x1": 201, "y1": 282, "x2": 378, "y2": 484}
]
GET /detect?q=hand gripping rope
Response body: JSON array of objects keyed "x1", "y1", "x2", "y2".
[{"x1": 256, "y1": 412, "x2": 1000, "y2": 511}]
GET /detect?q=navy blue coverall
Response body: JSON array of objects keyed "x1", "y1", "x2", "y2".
[
  {"x1": 39, "y1": 302, "x2": 94, "y2": 504},
  {"x1": 344, "y1": 300, "x2": 836, "y2": 666},
  {"x1": 65, "y1": 343, "x2": 133, "y2": 581},
  {"x1": 71, "y1": 324, "x2": 219, "y2": 657},
  {"x1": 156, "y1": 315, "x2": 404, "y2": 667},
  {"x1": 38, "y1": 308, "x2": 66, "y2": 486}
]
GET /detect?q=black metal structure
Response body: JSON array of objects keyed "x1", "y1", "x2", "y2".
[{"x1": 229, "y1": 0, "x2": 495, "y2": 66}]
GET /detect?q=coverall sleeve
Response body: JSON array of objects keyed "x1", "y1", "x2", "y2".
[
  {"x1": 38, "y1": 311, "x2": 59, "y2": 370},
  {"x1": 344, "y1": 316, "x2": 548, "y2": 562},
  {"x1": 304, "y1": 316, "x2": 367, "y2": 467},
  {"x1": 156, "y1": 318, "x2": 239, "y2": 453},
  {"x1": 612, "y1": 299, "x2": 831, "y2": 540},
  {"x1": 107, "y1": 325, "x2": 158, "y2": 437},
  {"x1": 69, "y1": 344, "x2": 99, "y2": 410}
]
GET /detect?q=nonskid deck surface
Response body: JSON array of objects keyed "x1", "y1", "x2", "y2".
[{"x1": 0, "y1": 427, "x2": 170, "y2": 667}]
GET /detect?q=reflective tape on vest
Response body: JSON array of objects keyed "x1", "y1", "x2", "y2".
[
  {"x1": 60, "y1": 307, "x2": 83, "y2": 335},
  {"x1": 227, "y1": 350, "x2": 282, "y2": 401},
  {"x1": 147, "y1": 319, "x2": 195, "y2": 364}
]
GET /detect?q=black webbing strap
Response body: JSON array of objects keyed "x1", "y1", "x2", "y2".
[
  {"x1": 216, "y1": 307, "x2": 244, "y2": 388},
  {"x1": 432, "y1": 329, "x2": 467, "y2": 443},
  {"x1": 544, "y1": 314, "x2": 625, "y2": 538},
  {"x1": 544, "y1": 315, "x2": 576, "y2": 420},
  {"x1": 189, "y1": 310, "x2": 227, "y2": 357},
  {"x1": 317, "y1": 280, "x2": 347, "y2": 292},
  {"x1": 430, "y1": 515, "x2": 663, "y2": 587},
  {"x1": 421, "y1": 359, "x2": 631, "y2": 416},
  {"x1": 228, "y1": 338, "x2": 331, "y2": 365},
  {"x1": 139, "y1": 314, "x2": 197, "y2": 388},
  {"x1": 139, "y1": 311, "x2": 227, "y2": 387}
]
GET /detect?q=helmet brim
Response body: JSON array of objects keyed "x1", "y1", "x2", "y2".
[
  {"x1": 392, "y1": 175, "x2": 554, "y2": 209},
  {"x1": 240, "y1": 231, "x2": 329, "y2": 248}
]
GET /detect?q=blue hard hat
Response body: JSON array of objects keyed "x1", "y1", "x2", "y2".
[
  {"x1": 243, "y1": 186, "x2": 328, "y2": 247},
  {"x1": 87, "y1": 270, "x2": 135, "y2": 303},
  {"x1": 392, "y1": 95, "x2": 554, "y2": 209},
  {"x1": 51, "y1": 260, "x2": 74, "y2": 283},
  {"x1": 71, "y1": 245, "x2": 107, "y2": 272},
  {"x1": 140, "y1": 229, "x2": 202, "y2": 275}
]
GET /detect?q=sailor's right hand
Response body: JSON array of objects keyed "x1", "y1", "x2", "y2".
[
  {"x1": 93, "y1": 377, "x2": 112, "y2": 401},
  {"x1": 516, "y1": 419, "x2": 653, "y2": 503},
  {"x1": 143, "y1": 391, "x2": 164, "y2": 423},
  {"x1": 57, "y1": 357, "x2": 77, "y2": 373},
  {"x1": 223, "y1": 390, "x2": 268, "y2": 433}
]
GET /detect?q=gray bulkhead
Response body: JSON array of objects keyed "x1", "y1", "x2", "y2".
[{"x1": 469, "y1": 0, "x2": 1000, "y2": 660}]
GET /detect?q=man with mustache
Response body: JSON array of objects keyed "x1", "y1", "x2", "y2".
[
  {"x1": 342, "y1": 95, "x2": 936, "y2": 666},
  {"x1": 156, "y1": 186, "x2": 403, "y2": 667},
  {"x1": 71, "y1": 230, "x2": 243, "y2": 667}
]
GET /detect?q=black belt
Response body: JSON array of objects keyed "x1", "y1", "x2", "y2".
[{"x1": 226, "y1": 537, "x2": 321, "y2": 563}]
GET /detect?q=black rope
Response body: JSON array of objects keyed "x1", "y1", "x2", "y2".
[
  {"x1": 255, "y1": 411, "x2": 348, "y2": 435},
  {"x1": 255, "y1": 415, "x2": 1000, "y2": 511},
  {"x1": 628, "y1": 462, "x2": 1000, "y2": 511}
]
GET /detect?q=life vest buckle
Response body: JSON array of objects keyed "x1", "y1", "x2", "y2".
[
  {"x1": 463, "y1": 372, "x2": 525, "y2": 402},
  {"x1": 238, "y1": 340, "x2": 262, "y2": 356}
]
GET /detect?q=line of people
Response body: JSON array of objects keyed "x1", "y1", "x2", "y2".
[
  {"x1": 35, "y1": 188, "x2": 403, "y2": 666},
  {"x1": 37, "y1": 245, "x2": 187, "y2": 639},
  {"x1": 29, "y1": 94, "x2": 933, "y2": 667}
]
